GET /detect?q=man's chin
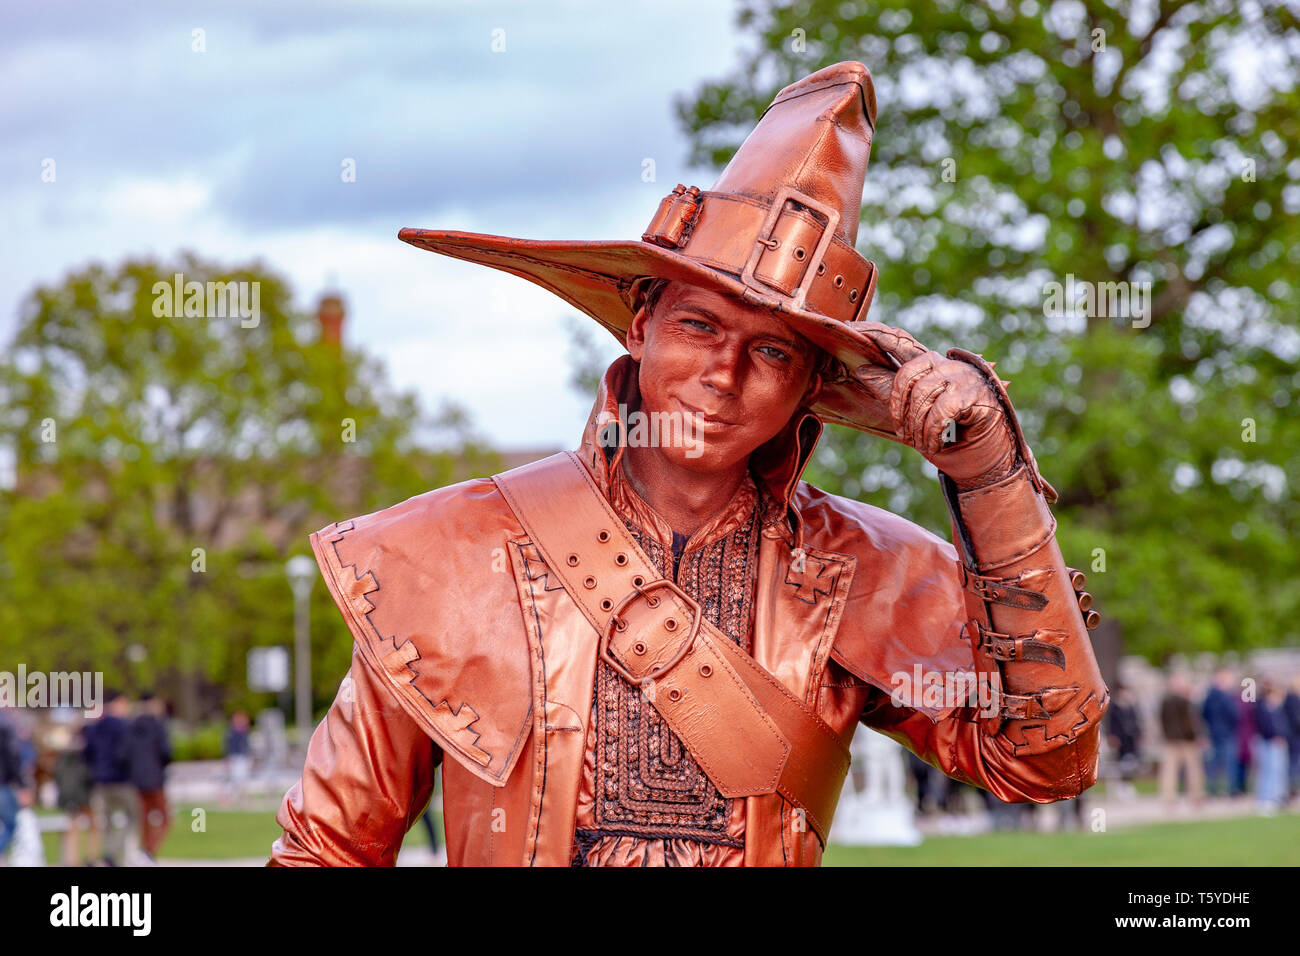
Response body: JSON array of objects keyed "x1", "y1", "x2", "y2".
[{"x1": 650, "y1": 437, "x2": 747, "y2": 472}]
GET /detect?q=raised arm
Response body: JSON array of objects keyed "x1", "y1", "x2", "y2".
[
  {"x1": 854, "y1": 331, "x2": 1109, "y2": 802},
  {"x1": 859, "y1": 458, "x2": 1108, "y2": 801}
]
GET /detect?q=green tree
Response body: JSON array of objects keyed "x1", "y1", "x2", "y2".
[
  {"x1": 0, "y1": 254, "x2": 500, "y2": 722},
  {"x1": 576, "y1": 0, "x2": 1300, "y2": 660}
]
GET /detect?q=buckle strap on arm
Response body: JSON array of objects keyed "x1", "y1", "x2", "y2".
[
  {"x1": 997, "y1": 691, "x2": 1053, "y2": 722},
  {"x1": 967, "y1": 621, "x2": 1066, "y2": 669},
  {"x1": 958, "y1": 564, "x2": 1049, "y2": 611}
]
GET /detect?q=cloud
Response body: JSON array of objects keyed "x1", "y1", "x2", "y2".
[
  {"x1": 1, "y1": 0, "x2": 722, "y2": 230},
  {"x1": 0, "y1": 0, "x2": 743, "y2": 448}
]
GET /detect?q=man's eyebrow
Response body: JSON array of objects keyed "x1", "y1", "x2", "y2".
[
  {"x1": 672, "y1": 302, "x2": 723, "y2": 324},
  {"x1": 672, "y1": 302, "x2": 805, "y2": 352}
]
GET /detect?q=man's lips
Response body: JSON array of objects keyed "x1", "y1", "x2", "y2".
[{"x1": 677, "y1": 399, "x2": 736, "y2": 427}]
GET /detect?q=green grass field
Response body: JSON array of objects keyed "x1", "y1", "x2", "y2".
[
  {"x1": 36, "y1": 806, "x2": 1299, "y2": 865},
  {"x1": 823, "y1": 814, "x2": 1300, "y2": 866},
  {"x1": 39, "y1": 806, "x2": 445, "y2": 864}
]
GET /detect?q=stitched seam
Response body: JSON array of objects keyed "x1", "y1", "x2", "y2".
[
  {"x1": 515, "y1": 538, "x2": 550, "y2": 865},
  {"x1": 314, "y1": 525, "x2": 525, "y2": 776},
  {"x1": 957, "y1": 463, "x2": 1033, "y2": 501},
  {"x1": 804, "y1": 547, "x2": 857, "y2": 704},
  {"x1": 974, "y1": 525, "x2": 1057, "y2": 572}
]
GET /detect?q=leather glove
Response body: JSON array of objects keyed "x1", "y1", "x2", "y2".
[{"x1": 851, "y1": 328, "x2": 1019, "y2": 491}]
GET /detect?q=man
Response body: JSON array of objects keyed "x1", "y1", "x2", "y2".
[
  {"x1": 1253, "y1": 680, "x2": 1289, "y2": 814},
  {"x1": 124, "y1": 693, "x2": 172, "y2": 861},
  {"x1": 0, "y1": 708, "x2": 25, "y2": 860},
  {"x1": 1285, "y1": 675, "x2": 1300, "y2": 801},
  {"x1": 1104, "y1": 681, "x2": 1143, "y2": 800},
  {"x1": 1158, "y1": 672, "x2": 1205, "y2": 809},
  {"x1": 269, "y1": 60, "x2": 1107, "y2": 867},
  {"x1": 223, "y1": 710, "x2": 253, "y2": 806},
  {"x1": 1201, "y1": 668, "x2": 1239, "y2": 797},
  {"x1": 83, "y1": 690, "x2": 138, "y2": 866}
]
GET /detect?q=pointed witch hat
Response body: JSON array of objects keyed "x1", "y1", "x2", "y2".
[{"x1": 399, "y1": 60, "x2": 921, "y2": 441}]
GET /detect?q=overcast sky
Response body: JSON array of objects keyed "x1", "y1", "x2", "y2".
[{"x1": 1, "y1": 0, "x2": 753, "y2": 449}]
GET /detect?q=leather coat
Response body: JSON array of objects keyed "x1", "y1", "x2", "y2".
[{"x1": 269, "y1": 354, "x2": 1108, "y2": 866}]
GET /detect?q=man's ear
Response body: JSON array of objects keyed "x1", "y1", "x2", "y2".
[
  {"x1": 626, "y1": 303, "x2": 649, "y2": 361},
  {"x1": 800, "y1": 371, "x2": 823, "y2": 408},
  {"x1": 800, "y1": 351, "x2": 829, "y2": 406}
]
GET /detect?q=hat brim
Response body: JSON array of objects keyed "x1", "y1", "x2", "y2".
[{"x1": 398, "y1": 227, "x2": 904, "y2": 441}]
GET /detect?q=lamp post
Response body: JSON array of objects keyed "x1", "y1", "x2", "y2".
[{"x1": 285, "y1": 554, "x2": 317, "y2": 745}]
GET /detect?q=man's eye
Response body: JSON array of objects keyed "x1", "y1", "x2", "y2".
[
  {"x1": 682, "y1": 318, "x2": 714, "y2": 332},
  {"x1": 758, "y1": 345, "x2": 791, "y2": 362}
]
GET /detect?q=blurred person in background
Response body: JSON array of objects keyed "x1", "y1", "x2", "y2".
[
  {"x1": 1253, "y1": 681, "x2": 1289, "y2": 815},
  {"x1": 14, "y1": 719, "x2": 37, "y2": 798},
  {"x1": 1158, "y1": 672, "x2": 1205, "y2": 809},
  {"x1": 904, "y1": 749, "x2": 933, "y2": 816},
  {"x1": 125, "y1": 693, "x2": 173, "y2": 862},
  {"x1": 1201, "y1": 669, "x2": 1240, "y2": 799},
  {"x1": 224, "y1": 710, "x2": 252, "y2": 805},
  {"x1": 1105, "y1": 682, "x2": 1143, "y2": 800},
  {"x1": 51, "y1": 725, "x2": 93, "y2": 866},
  {"x1": 1284, "y1": 675, "x2": 1300, "y2": 804},
  {"x1": 83, "y1": 690, "x2": 138, "y2": 866},
  {"x1": 0, "y1": 707, "x2": 27, "y2": 862},
  {"x1": 417, "y1": 778, "x2": 443, "y2": 859},
  {"x1": 982, "y1": 787, "x2": 1034, "y2": 832},
  {"x1": 1057, "y1": 795, "x2": 1085, "y2": 831},
  {"x1": 1234, "y1": 691, "x2": 1257, "y2": 797},
  {"x1": 1, "y1": 713, "x2": 42, "y2": 867}
]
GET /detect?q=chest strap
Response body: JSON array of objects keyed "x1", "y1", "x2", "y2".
[{"x1": 494, "y1": 451, "x2": 851, "y2": 846}]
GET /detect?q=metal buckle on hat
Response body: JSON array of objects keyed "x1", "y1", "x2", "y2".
[
  {"x1": 599, "y1": 578, "x2": 701, "y2": 687},
  {"x1": 740, "y1": 185, "x2": 840, "y2": 314}
]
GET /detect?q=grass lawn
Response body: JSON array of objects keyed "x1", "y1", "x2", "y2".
[
  {"x1": 823, "y1": 814, "x2": 1300, "y2": 866},
  {"x1": 37, "y1": 807, "x2": 1297, "y2": 865},
  {"x1": 39, "y1": 806, "x2": 446, "y2": 863}
]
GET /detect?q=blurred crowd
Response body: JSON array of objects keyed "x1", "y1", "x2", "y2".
[
  {"x1": 0, "y1": 694, "x2": 265, "y2": 866},
  {"x1": 0, "y1": 690, "x2": 173, "y2": 866},
  {"x1": 4, "y1": 665, "x2": 1296, "y2": 859},
  {"x1": 1113, "y1": 668, "x2": 1300, "y2": 814},
  {"x1": 904, "y1": 665, "x2": 1300, "y2": 830}
]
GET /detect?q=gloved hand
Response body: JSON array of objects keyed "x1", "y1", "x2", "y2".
[{"x1": 850, "y1": 327, "x2": 1019, "y2": 491}]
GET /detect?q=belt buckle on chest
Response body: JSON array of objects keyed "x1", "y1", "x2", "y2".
[{"x1": 599, "y1": 578, "x2": 701, "y2": 687}]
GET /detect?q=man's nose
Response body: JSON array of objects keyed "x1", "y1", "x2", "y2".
[{"x1": 700, "y1": 342, "x2": 743, "y2": 395}]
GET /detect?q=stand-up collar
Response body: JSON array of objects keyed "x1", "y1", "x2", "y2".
[{"x1": 575, "y1": 355, "x2": 824, "y2": 552}]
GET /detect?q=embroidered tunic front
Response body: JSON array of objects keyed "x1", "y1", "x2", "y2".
[{"x1": 571, "y1": 455, "x2": 771, "y2": 866}]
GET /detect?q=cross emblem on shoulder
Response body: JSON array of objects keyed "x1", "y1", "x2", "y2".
[{"x1": 785, "y1": 548, "x2": 835, "y2": 605}]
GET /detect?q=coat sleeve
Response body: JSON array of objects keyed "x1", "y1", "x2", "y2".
[
  {"x1": 860, "y1": 684, "x2": 1103, "y2": 803},
  {"x1": 858, "y1": 458, "x2": 1109, "y2": 803},
  {"x1": 268, "y1": 645, "x2": 442, "y2": 866}
]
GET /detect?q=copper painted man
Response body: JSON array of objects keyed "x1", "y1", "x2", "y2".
[{"x1": 269, "y1": 61, "x2": 1109, "y2": 867}]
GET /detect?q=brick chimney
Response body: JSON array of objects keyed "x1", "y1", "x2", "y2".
[{"x1": 317, "y1": 293, "x2": 345, "y2": 346}]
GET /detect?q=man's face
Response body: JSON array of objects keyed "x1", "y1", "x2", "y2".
[{"x1": 625, "y1": 280, "x2": 822, "y2": 474}]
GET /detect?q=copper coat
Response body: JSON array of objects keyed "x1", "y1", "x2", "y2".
[{"x1": 269, "y1": 355, "x2": 1108, "y2": 866}]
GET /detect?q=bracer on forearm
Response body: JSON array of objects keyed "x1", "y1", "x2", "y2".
[{"x1": 941, "y1": 349, "x2": 1110, "y2": 789}]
